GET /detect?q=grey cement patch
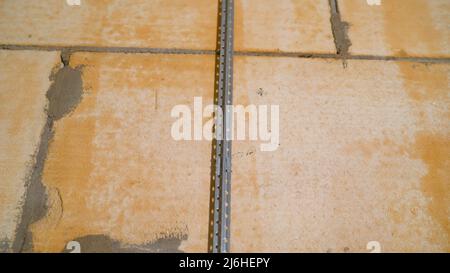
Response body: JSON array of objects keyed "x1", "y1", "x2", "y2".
[
  {"x1": 12, "y1": 54, "x2": 84, "y2": 253},
  {"x1": 60, "y1": 50, "x2": 71, "y2": 67},
  {"x1": 62, "y1": 234, "x2": 188, "y2": 253},
  {"x1": 330, "y1": 14, "x2": 352, "y2": 57},
  {"x1": 46, "y1": 65, "x2": 83, "y2": 120},
  {"x1": 0, "y1": 238, "x2": 11, "y2": 253},
  {"x1": 328, "y1": 0, "x2": 352, "y2": 64},
  {"x1": 12, "y1": 119, "x2": 53, "y2": 253}
]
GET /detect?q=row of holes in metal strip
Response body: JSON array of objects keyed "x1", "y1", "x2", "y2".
[{"x1": 210, "y1": 0, "x2": 229, "y2": 253}]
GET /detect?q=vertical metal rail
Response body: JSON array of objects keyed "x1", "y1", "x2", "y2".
[{"x1": 210, "y1": 0, "x2": 234, "y2": 253}]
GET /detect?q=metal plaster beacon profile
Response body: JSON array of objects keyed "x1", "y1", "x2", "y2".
[{"x1": 210, "y1": 0, "x2": 234, "y2": 253}]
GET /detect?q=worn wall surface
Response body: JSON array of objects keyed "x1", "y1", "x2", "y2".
[
  {"x1": 232, "y1": 57, "x2": 449, "y2": 252},
  {"x1": 0, "y1": 0, "x2": 218, "y2": 50},
  {"x1": 339, "y1": 0, "x2": 450, "y2": 57},
  {"x1": 235, "y1": 0, "x2": 335, "y2": 53},
  {"x1": 28, "y1": 53, "x2": 214, "y2": 253},
  {"x1": 0, "y1": 0, "x2": 448, "y2": 253}
]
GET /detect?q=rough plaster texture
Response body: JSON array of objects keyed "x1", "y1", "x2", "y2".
[
  {"x1": 0, "y1": 50, "x2": 60, "y2": 251},
  {"x1": 232, "y1": 56, "x2": 449, "y2": 252},
  {"x1": 28, "y1": 53, "x2": 214, "y2": 252},
  {"x1": 339, "y1": 0, "x2": 450, "y2": 57}
]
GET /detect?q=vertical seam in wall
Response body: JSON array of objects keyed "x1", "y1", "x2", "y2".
[{"x1": 12, "y1": 51, "x2": 84, "y2": 252}]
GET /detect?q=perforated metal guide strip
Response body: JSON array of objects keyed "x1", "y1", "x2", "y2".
[{"x1": 210, "y1": 0, "x2": 234, "y2": 254}]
